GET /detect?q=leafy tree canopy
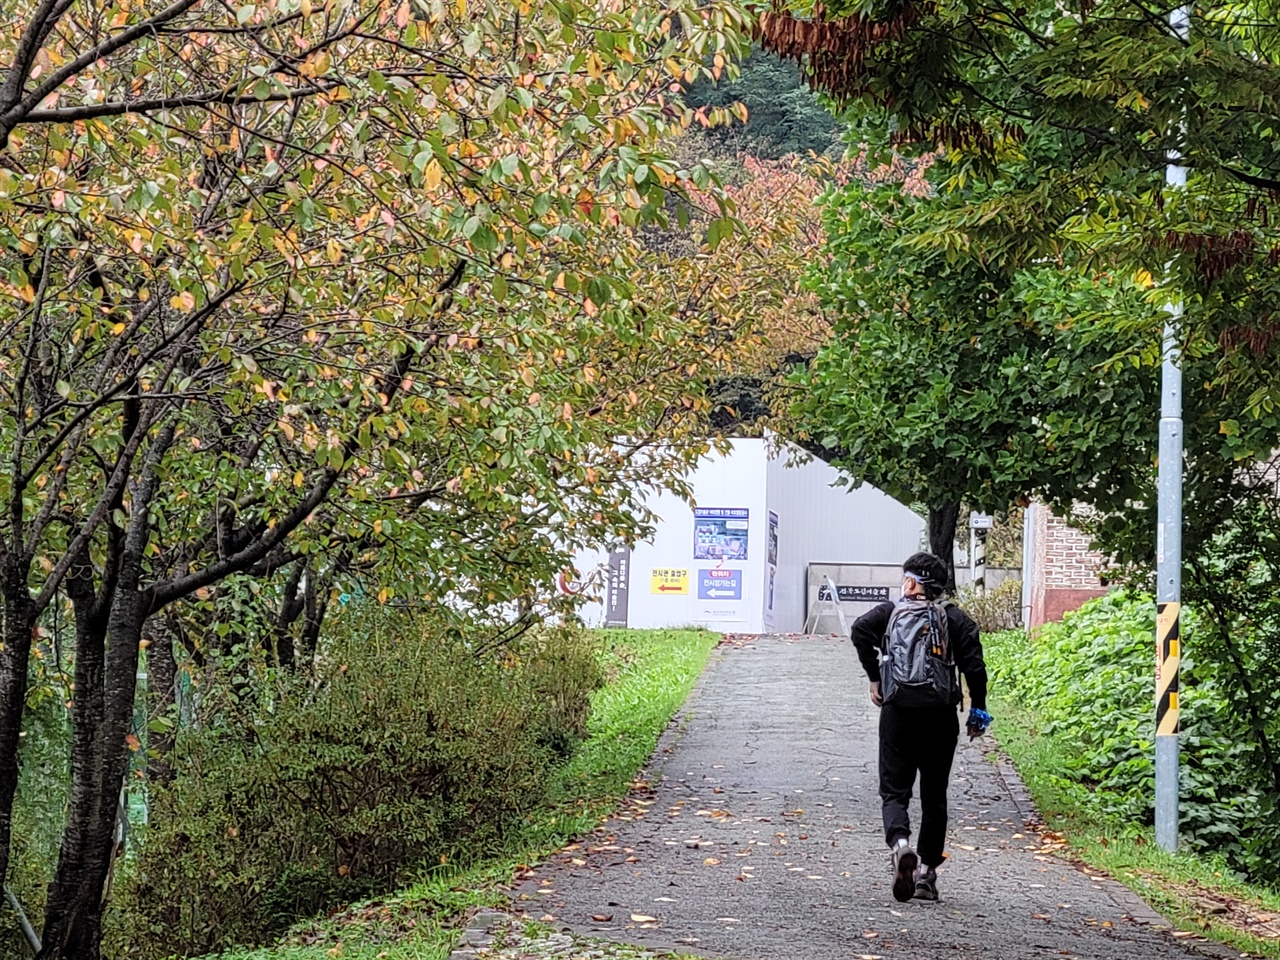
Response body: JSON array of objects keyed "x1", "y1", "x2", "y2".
[
  {"x1": 0, "y1": 1, "x2": 778, "y2": 955},
  {"x1": 763, "y1": 0, "x2": 1280, "y2": 561},
  {"x1": 787, "y1": 165, "x2": 1173, "y2": 582}
]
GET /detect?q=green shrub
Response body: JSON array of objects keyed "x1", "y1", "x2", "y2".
[
  {"x1": 987, "y1": 592, "x2": 1273, "y2": 883},
  {"x1": 955, "y1": 577, "x2": 1023, "y2": 634},
  {"x1": 109, "y1": 609, "x2": 602, "y2": 959}
]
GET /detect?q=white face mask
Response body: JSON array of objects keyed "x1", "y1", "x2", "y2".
[{"x1": 901, "y1": 573, "x2": 928, "y2": 600}]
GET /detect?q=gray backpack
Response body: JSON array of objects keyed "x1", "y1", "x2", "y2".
[{"x1": 879, "y1": 599, "x2": 961, "y2": 708}]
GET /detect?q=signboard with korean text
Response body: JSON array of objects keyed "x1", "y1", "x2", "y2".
[
  {"x1": 649, "y1": 568, "x2": 689, "y2": 595},
  {"x1": 817, "y1": 584, "x2": 892, "y2": 603},
  {"x1": 697, "y1": 568, "x2": 743, "y2": 600},
  {"x1": 604, "y1": 549, "x2": 631, "y2": 626}
]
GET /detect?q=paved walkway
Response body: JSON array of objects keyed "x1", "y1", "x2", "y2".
[{"x1": 513, "y1": 635, "x2": 1237, "y2": 960}]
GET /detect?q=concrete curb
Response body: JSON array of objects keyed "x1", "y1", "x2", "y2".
[
  {"x1": 987, "y1": 741, "x2": 1251, "y2": 960},
  {"x1": 446, "y1": 910, "x2": 511, "y2": 960}
]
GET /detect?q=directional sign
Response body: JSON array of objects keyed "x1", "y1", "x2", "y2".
[
  {"x1": 650, "y1": 568, "x2": 689, "y2": 595},
  {"x1": 698, "y1": 568, "x2": 742, "y2": 600}
]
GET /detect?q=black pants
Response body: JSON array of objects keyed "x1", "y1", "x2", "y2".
[{"x1": 878, "y1": 701, "x2": 960, "y2": 868}]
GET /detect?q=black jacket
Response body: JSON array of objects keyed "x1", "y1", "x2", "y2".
[{"x1": 851, "y1": 600, "x2": 987, "y2": 711}]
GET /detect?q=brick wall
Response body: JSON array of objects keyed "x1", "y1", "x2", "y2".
[{"x1": 1025, "y1": 503, "x2": 1110, "y2": 630}]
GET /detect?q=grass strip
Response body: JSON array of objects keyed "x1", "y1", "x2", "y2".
[
  {"x1": 203, "y1": 628, "x2": 719, "y2": 960},
  {"x1": 990, "y1": 690, "x2": 1280, "y2": 959}
]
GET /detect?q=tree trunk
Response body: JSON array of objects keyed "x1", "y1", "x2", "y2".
[
  {"x1": 144, "y1": 616, "x2": 178, "y2": 785},
  {"x1": 299, "y1": 570, "x2": 330, "y2": 666},
  {"x1": 38, "y1": 585, "x2": 147, "y2": 960},
  {"x1": 927, "y1": 501, "x2": 960, "y2": 593},
  {"x1": 0, "y1": 566, "x2": 34, "y2": 892},
  {"x1": 273, "y1": 562, "x2": 306, "y2": 670}
]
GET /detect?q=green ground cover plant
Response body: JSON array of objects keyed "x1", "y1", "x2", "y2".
[
  {"x1": 987, "y1": 596, "x2": 1280, "y2": 957},
  {"x1": 180, "y1": 627, "x2": 718, "y2": 960}
]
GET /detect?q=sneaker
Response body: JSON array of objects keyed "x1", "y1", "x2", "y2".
[
  {"x1": 891, "y1": 842, "x2": 919, "y2": 903},
  {"x1": 914, "y1": 866, "x2": 939, "y2": 901}
]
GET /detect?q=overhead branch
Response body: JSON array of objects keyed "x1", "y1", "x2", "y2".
[
  {"x1": 6, "y1": 0, "x2": 203, "y2": 128},
  {"x1": 22, "y1": 80, "x2": 344, "y2": 125}
]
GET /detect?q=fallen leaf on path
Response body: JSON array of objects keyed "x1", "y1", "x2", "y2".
[
  {"x1": 716, "y1": 917, "x2": 740, "y2": 923},
  {"x1": 540, "y1": 914, "x2": 556, "y2": 922},
  {"x1": 704, "y1": 857, "x2": 721, "y2": 865},
  {"x1": 1032, "y1": 914, "x2": 1051, "y2": 921},
  {"x1": 630, "y1": 914, "x2": 658, "y2": 923},
  {"x1": 591, "y1": 915, "x2": 613, "y2": 922},
  {"x1": 862, "y1": 930, "x2": 879, "y2": 938}
]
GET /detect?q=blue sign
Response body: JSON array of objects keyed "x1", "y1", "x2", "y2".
[{"x1": 698, "y1": 568, "x2": 742, "y2": 600}]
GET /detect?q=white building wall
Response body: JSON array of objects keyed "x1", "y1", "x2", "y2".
[
  {"x1": 566, "y1": 542, "x2": 610, "y2": 627},
  {"x1": 625, "y1": 442, "x2": 770, "y2": 633},
  {"x1": 569, "y1": 438, "x2": 927, "y2": 634},
  {"x1": 765, "y1": 443, "x2": 926, "y2": 633}
]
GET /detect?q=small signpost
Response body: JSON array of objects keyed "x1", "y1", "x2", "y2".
[
  {"x1": 604, "y1": 549, "x2": 631, "y2": 627},
  {"x1": 969, "y1": 513, "x2": 992, "y2": 591}
]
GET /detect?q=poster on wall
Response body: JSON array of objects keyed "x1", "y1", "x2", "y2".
[
  {"x1": 693, "y1": 507, "x2": 750, "y2": 560},
  {"x1": 766, "y1": 511, "x2": 779, "y2": 616},
  {"x1": 697, "y1": 568, "x2": 742, "y2": 600},
  {"x1": 650, "y1": 567, "x2": 689, "y2": 595}
]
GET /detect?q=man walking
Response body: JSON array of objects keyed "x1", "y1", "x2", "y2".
[{"x1": 851, "y1": 551, "x2": 991, "y2": 902}]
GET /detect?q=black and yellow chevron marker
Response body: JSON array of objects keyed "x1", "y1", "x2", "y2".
[{"x1": 1156, "y1": 601, "x2": 1181, "y2": 737}]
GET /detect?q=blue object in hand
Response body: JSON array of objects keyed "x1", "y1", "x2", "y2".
[{"x1": 967, "y1": 707, "x2": 993, "y2": 736}]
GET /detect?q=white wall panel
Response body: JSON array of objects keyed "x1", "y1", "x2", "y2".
[
  {"x1": 765, "y1": 440, "x2": 925, "y2": 633},
  {"x1": 570, "y1": 437, "x2": 925, "y2": 634},
  {"x1": 626, "y1": 442, "x2": 769, "y2": 633}
]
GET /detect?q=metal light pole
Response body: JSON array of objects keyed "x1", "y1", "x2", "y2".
[{"x1": 1155, "y1": 2, "x2": 1191, "y2": 854}]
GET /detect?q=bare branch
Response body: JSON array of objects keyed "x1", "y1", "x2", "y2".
[
  {"x1": 32, "y1": 393, "x2": 164, "y2": 615},
  {"x1": 151, "y1": 346, "x2": 418, "y2": 609},
  {"x1": 0, "y1": 0, "x2": 75, "y2": 128},
  {"x1": 22, "y1": 80, "x2": 342, "y2": 125},
  {"x1": 7, "y1": 0, "x2": 204, "y2": 129}
]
